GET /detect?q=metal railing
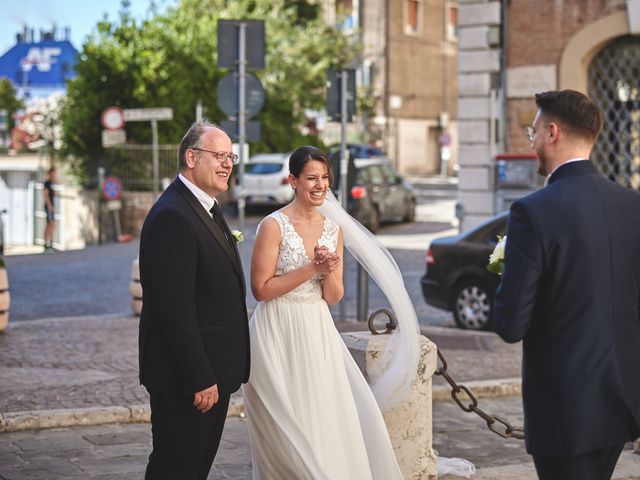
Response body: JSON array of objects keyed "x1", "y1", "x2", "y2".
[{"x1": 104, "y1": 145, "x2": 178, "y2": 191}]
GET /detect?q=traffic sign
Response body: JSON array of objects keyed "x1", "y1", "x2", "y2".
[
  {"x1": 217, "y1": 73, "x2": 265, "y2": 118},
  {"x1": 102, "y1": 129, "x2": 126, "y2": 148},
  {"x1": 217, "y1": 20, "x2": 265, "y2": 69},
  {"x1": 221, "y1": 120, "x2": 261, "y2": 142},
  {"x1": 101, "y1": 107, "x2": 125, "y2": 130},
  {"x1": 123, "y1": 108, "x2": 173, "y2": 122},
  {"x1": 101, "y1": 176, "x2": 123, "y2": 201},
  {"x1": 327, "y1": 69, "x2": 356, "y2": 122}
]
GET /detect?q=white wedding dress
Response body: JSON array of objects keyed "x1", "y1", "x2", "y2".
[{"x1": 242, "y1": 211, "x2": 403, "y2": 480}]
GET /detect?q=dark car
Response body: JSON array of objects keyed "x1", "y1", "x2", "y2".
[
  {"x1": 327, "y1": 143, "x2": 385, "y2": 160},
  {"x1": 329, "y1": 154, "x2": 416, "y2": 232},
  {"x1": 420, "y1": 211, "x2": 508, "y2": 330}
]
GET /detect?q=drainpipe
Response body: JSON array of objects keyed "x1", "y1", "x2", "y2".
[{"x1": 500, "y1": 0, "x2": 508, "y2": 152}]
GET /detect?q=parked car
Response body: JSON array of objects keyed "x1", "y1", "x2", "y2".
[
  {"x1": 240, "y1": 153, "x2": 293, "y2": 206},
  {"x1": 420, "y1": 211, "x2": 509, "y2": 330},
  {"x1": 327, "y1": 143, "x2": 385, "y2": 160},
  {"x1": 329, "y1": 153, "x2": 416, "y2": 232}
]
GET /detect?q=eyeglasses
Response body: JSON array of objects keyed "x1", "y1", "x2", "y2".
[
  {"x1": 525, "y1": 124, "x2": 549, "y2": 142},
  {"x1": 191, "y1": 147, "x2": 239, "y2": 165}
]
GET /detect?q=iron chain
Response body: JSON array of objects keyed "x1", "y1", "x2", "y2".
[{"x1": 435, "y1": 349, "x2": 525, "y2": 440}]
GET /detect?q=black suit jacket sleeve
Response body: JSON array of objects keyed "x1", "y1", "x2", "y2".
[
  {"x1": 493, "y1": 201, "x2": 544, "y2": 343},
  {"x1": 143, "y1": 208, "x2": 217, "y2": 393}
]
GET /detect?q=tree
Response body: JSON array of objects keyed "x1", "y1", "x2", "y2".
[
  {"x1": 60, "y1": 0, "x2": 356, "y2": 185},
  {"x1": 0, "y1": 78, "x2": 24, "y2": 132}
]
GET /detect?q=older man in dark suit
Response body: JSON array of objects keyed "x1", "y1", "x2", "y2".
[
  {"x1": 139, "y1": 121, "x2": 250, "y2": 480},
  {"x1": 493, "y1": 90, "x2": 640, "y2": 480}
]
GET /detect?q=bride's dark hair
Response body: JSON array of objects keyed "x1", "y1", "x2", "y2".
[{"x1": 289, "y1": 146, "x2": 333, "y2": 184}]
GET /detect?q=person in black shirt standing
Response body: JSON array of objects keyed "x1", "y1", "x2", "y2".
[{"x1": 43, "y1": 167, "x2": 57, "y2": 252}]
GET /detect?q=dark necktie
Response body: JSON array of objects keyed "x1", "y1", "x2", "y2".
[{"x1": 209, "y1": 203, "x2": 234, "y2": 249}]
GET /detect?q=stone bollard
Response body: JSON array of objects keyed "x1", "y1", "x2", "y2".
[
  {"x1": 342, "y1": 332, "x2": 438, "y2": 480},
  {"x1": 130, "y1": 258, "x2": 142, "y2": 316},
  {"x1": 634, "y1": 437, "x2": 639, "y2": 454}
]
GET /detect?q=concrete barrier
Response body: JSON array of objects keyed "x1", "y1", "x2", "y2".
[{"x1": 342, "y1": 332, "x2": 438, "y2": 480}]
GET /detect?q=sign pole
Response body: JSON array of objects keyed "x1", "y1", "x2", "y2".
[
  {"x1": 237, "y1": 23, "x2": 247, "y2": 249},
  {"x1": 151, "y1": 119, "x2": 159, "y2": 200},
  {"x1": 339, "y1": 70, "x2": 349, "y2": 322}
]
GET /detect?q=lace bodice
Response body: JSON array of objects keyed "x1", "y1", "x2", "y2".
[{"x1": 263, "y1": 210, "x2": 339, "y2": 303}]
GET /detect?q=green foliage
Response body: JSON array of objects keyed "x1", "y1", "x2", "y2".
[
  {"x1": 61, "y1": 0, "x2": 355, "y2": 185},
  {"x1": 0, "y1": 78, "x2": 24, "y2": 131}
]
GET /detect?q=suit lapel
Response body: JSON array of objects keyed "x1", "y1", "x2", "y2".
[{"x1": 171, "y1": 178, "x2": 245, "y2": 282}]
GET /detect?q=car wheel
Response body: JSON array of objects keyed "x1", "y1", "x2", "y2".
[
  {"x1": 367, "y1": 207, "x2": 380, "y2": 233},
  {"x1": 403, "y1": 200, "x2": 416, "y2": 223},
  {"x1": 452, "y1": 280, "x2": 492, "y2": 330}
]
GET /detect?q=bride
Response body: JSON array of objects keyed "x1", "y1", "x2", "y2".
[{"x1": 242, "y1": 146, "x2": 421, "y2": 479}]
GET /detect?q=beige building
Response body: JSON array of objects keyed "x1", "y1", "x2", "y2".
[
  {"x1": 456, "y1": 0, "x2": 640, "y2": 230},
  {"x1": 322, "y1": 0, "x2": 459, "y2": 175}
]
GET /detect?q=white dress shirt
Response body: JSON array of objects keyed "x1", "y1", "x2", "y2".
[{"x1": 178, "y1": 173, "x2": 217, "y2": 216}]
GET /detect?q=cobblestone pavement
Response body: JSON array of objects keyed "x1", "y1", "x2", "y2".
[
  {"x1": 2, "y1": 399, "x2": 639, "y2": 480},
  {"x1": 4, "y1": 208, "x2": 455, "y2": 327},
  {"x1": 0, "y1": 314, "x2": 520, "y2": 416}
]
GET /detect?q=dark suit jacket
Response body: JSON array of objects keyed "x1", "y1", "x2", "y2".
[
  {"x1": 138, "y1": 177, "x2": 250, "y2": 396},
  {"x1": 493, "y1": 160, "x2": 640, "y2": 456}
]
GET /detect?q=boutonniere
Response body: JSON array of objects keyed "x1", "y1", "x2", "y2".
[
  {"x1": 487, "y1": 235, "x2": 506, "y2": 275},
  {"x1": 231, "y1": 230, "x2": 244, "y2": 243}
]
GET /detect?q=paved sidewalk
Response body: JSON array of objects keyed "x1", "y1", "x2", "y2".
[
  {"x1": 1, "y1": 402, "x2": 639, "y2": 479},
  {"x1": 0, "y1": 314, "x2": 521, "y2": 431},
  {"x1": 1, "y1": 314, "x2": 639, "y2": 479}
]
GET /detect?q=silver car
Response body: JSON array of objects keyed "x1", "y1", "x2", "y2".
[{"x1": 240, "y1": 153, "x2": 294, "y2": 206}]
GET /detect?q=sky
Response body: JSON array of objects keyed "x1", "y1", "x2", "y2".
[{"x1": 0, "y1": 0, "x2": 173, "y2": 55}]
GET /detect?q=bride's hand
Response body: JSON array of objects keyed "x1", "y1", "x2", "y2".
[
  {"x1": 314, "y1": 252, "x2": 341, "y2": 274},
  {"x1": 313, "y1": 245, "x2": 331, "y2": 265}
]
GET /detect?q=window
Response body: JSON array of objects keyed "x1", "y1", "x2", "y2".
[
  {"x1": 447, "y1": 4, "x2": 458, "y2": 42},
  {"x1": 367, "y1": 166, "x2": 385, "y2": 185},
  {"x1": 245, "y1": 163, "x2": 285, "y2": 174},
  {"x1": 405, "y1": 0, "x2": 422, "y2": 34},
  {"x1": 336, "y1": 0, "x2": 356, "y2": 32},
  {"x1": 380, "y1": 164, "x2": 400, "y2": 184}
]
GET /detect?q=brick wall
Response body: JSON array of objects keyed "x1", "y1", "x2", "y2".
[{"x1": 505, "y1": 0, "x2": 627, "y2": 153}]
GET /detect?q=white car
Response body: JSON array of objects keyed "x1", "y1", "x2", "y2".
[{"x1": 240, "y1": 153, "x2": 294, "y2": 206}]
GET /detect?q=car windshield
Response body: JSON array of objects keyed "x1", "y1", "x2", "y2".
[{"x1": 245, "y1": 163, "x2": 285, "y2": 174}]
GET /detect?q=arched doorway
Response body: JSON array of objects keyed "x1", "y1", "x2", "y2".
[{"x1": 588, "y1": 35, "x2": 640, "y2": 189}]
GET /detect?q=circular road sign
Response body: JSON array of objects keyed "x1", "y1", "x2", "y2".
[
  {"x1": 102, "y1": 107, "x2": 125, "y2": 131},
  {"x1": 217, "y1": 72, "x2": 266, "y2": 118},
  {"x1": 101, "y1": 176, "x2": 122, "y2": 201}
]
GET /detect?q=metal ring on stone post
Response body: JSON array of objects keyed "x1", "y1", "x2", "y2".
[{"x1": 368, "y1": 308, "x2": 398, "y2": 335}]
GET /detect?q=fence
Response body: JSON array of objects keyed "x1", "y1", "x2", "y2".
[{"x1": 104, "y1": 145, "x2": 178, "y2": 191}]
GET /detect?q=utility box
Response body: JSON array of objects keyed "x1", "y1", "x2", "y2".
[{"x1": 495, "y1": 154, "x2": 544, "y2": 212}]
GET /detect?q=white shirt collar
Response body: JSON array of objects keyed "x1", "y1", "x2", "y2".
[
  {"x1": 544, "y1": 158, "x2": 588, "y2": 186},
  {"x1": 178, "y1": 173, "x2": 217, "y2": 214}
]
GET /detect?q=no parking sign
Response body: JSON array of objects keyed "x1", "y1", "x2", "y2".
[{"x1": 101, "y1": 176, "x2": 122, "y2": 201}]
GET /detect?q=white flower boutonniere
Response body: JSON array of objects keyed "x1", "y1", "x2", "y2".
[
  {"x1": 487, "y1": 235, "x2": 506, "y2": 275},
  {"x1": 231, "y1": 230, "x2": 245, "y2": 243}
]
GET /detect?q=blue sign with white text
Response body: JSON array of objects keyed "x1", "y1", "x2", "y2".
[{"x1": 0, "y1": 39, "x2": 78, "y2": 98}]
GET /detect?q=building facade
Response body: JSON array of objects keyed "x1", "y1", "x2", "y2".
[
  {"x1": 456, "y1": 0, "x2": 640, "y2": 230},
  {"x1": 323, "y1": 0, "x2": 458, "y2": 175}
]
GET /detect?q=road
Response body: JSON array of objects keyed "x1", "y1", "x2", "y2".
[{"x1": 4, "y1": 179, "x2": 459, "y2": 327}]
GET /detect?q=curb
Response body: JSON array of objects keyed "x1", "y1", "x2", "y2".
[
  {"x1": 0, "y1": 396, "x2": 247, "y2": 433},
  {"x1": 0, "y1": 379, "x2": 522, "y2": 433},
  {"x1": 433, "y1": 377, "x2": 521, "y2": 402}
]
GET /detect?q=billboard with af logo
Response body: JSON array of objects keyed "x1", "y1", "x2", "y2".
[{"x1": 0, "y1": 38, "x2": 78, "y2": 98}]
